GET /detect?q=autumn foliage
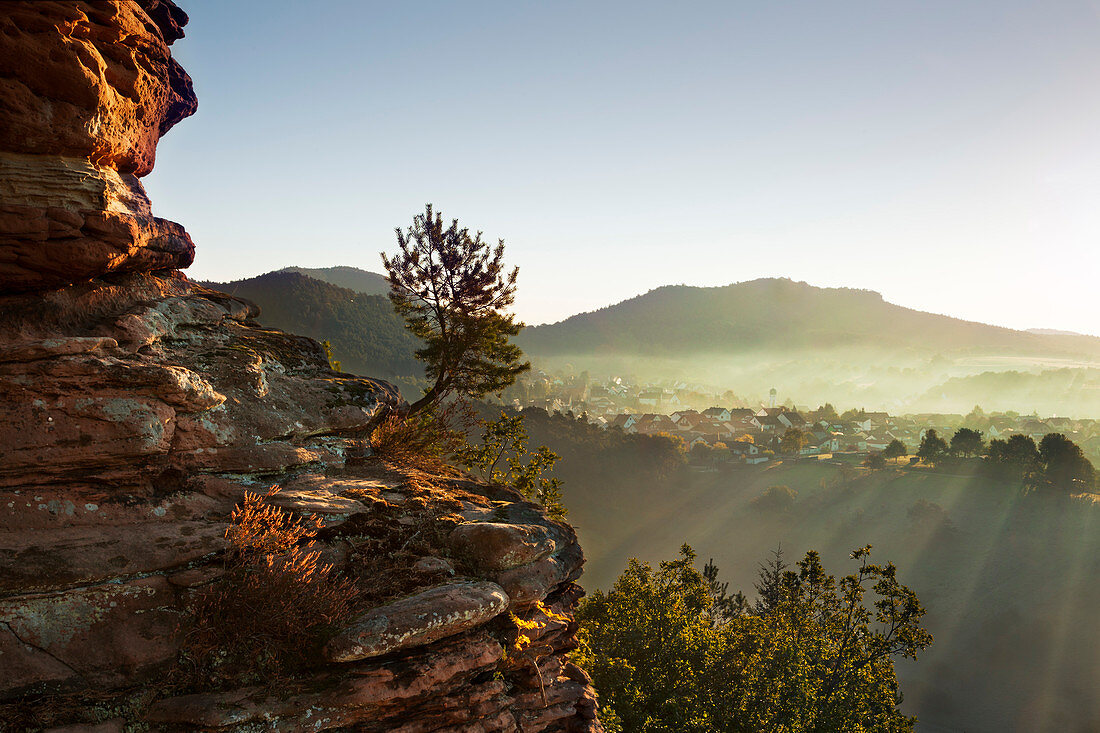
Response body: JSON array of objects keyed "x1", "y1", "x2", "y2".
[{"x1": 182, "y1": 487, "x2": 358, "y2": 683}]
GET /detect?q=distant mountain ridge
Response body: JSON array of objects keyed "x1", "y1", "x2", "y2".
[
  {"x1": 519, "y1": 278, "x2": 1100, "y2": 359},
  {"x1": 275, "y1": 265, "x2": 389, "y2": 296},
  {"x1": 197, "y1": 269, "x2": 1099, "y2": 414},
  {"x1": 1027, "y1": 328, "x2": 1091, "y2": 337}
]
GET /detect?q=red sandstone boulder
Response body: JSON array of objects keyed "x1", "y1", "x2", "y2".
[
  {"x1": 0, "y1": 576, "x2": 179, "y2": 694},
  {"x1": 450, "y1": 521, "x2": 558, "y2": 571},
  {"x1": 0, "y1": 0, "x2": 197, "y2": 291},
  {"x1": 0, "y1": 195, "x2": 195, "y2": 291},
  {"x1": 0, "y1": 521, "x2": 227, "y2": 594},
  {"x1": 0, "y1": 1, "x2": 604, "y2": 729},
  {"x1": 145, "y1": 634, "x2": 510, "y2": 730},
  {"x1": 0, "y1": 281, "x2": 401, "y2": 490},
  {"x1": 324, "y1": 581, "x2": 511, "y2": 663},
  {"x1": 0, "y1": 1, "x2": 196, "y2": 175}
]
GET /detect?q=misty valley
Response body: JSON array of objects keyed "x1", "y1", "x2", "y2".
[
  {"x1": 198, "y1": 266, "x2": 1100, "y2": 732},
  {"x1": 544, "y1": 426, "x2": 1100, "y2": 732},
  {"x1": 6, "y1": 3, "x2": 1100, "y2": 731}
]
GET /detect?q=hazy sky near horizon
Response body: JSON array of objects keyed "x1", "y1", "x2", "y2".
[{"x1": 146, "y1": 1, "x2": 1100, "y2": 334}]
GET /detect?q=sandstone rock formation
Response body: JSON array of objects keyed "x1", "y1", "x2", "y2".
[
  {"x1": 0, "y1": 3, "x2": 603, "y2": 731},
  {"x1": 0, "y1": 1, "x2": 196, "y2": 292}
]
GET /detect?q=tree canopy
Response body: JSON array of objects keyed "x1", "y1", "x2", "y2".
[
  {"x1": 987, "y1": 434, "x2": 1040, "y2": 467},
  {"x1": 382, "y1": 204, "x2": 529, "y2": 413},
  {"x1": 576, "y1": 544, "x2": 932, "y2": 732},
  {"x1": 458, "y1": 411, "x2": 567, "y2": 519},
  {"x1": 1036, "y1": 433, "x2": 1095, "y2": 491},
  {"x1": 780, "y1": 427, "x2": 807, "y2": 455},
  {"x1": 950, "y1": 428, "x2": 985, "y2": 458},
  {"x1": 917, "y1": 429, "x2": 949, "y2": 465},
  {"x1": 883, "y1": 439, "x2": 907, "y2": 462}
]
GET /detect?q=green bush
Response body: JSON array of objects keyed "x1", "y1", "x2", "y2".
[
  {"x1": 576, "y1": 544, "x2": 931, "y2": 732},
  {"x1": 459, "y1": 411, "x2": 567, "y2": 519}
]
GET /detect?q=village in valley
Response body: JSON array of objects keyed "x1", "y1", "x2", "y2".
[{"x1": 500, "y1": 369, "x2": 1100, "y2": 467}]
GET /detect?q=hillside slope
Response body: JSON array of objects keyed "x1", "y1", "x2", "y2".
[
  {"x1": 200, "y1": 272, "x2": 1100, "y2": 414},
  {"x1": 200, "y1": 271, "x2": 422, "y2": 382},
  {"x1": 521, "y1": 278, "x2": 1100, "y2": 360}
]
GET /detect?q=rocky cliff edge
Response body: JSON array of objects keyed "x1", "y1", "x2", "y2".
[{"x1": 0, "y1": 3, "x2": 602, "y2": 731}]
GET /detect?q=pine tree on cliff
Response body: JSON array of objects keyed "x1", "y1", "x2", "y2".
[{"x1": 382, "y1": 204, "x2": 530, "y2": 414}]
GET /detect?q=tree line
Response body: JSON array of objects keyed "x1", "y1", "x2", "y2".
[{"x1": 916, "y1": 428, "x2": 1095, "y2": 492}]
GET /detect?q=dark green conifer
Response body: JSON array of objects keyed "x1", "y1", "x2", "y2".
[{"x1": 382, "y1": 204, "x2": 530, "y2": 413}]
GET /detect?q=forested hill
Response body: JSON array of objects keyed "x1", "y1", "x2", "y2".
[
  {"x1": 274, "y1": 265, "x2": 389, "y2": 295},
  {"x1": 520, "y1": 278, "x2": 1100, "y2": 359},
  {"x1": 198, "y1": 271, "x2": 421, "y2": 381}
]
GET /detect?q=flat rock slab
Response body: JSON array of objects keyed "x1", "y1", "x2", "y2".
[
  {"x1": 324, "y1": 581, "x2": 509, "y2": 663},
  {"x1": 146, "y1": 634, "x2": 507, "y2": 730},
  {"x1": 0, "y1": 576, "x2": 178, "y2": 693},
  {"x1": 0, "y1": 521, "x2": 227, "y2": 593},
  {"x1": 0, "y1": 337, "x2": 117, "y2": 363},
  {"x1": 264, "y1": 487, "x2": 368, "y2": 518}
]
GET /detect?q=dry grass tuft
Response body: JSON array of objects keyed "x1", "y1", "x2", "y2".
[
  {"x1": 181, "y1": 486, "x2": 358, "y2": 685},
  {"x1": 224, "y1": 485, "x2": 321, "y2": 557},
  {"x1": 369, "y1": 400, "x2": 474, "y2": 473}
]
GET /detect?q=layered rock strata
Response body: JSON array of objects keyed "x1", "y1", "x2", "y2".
[
  {"x1": 0, "y1": 0, "x2": 196, "y2": 292},
  {"x1": 0, "y1": 2, "x2": 602, "y2": 731}
]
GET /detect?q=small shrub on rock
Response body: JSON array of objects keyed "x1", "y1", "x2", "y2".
[
  {"x1": 459, "y1": 411, "x2": 568, "y2": 519},
  {"x1": 182, "y1": 487, "x2": 358, "y2": 685},
  {"x1": 369, "y1": 400, "x2": 472, "y2": 472}
]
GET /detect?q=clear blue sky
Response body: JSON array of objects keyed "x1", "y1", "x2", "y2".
[{"x1": 146, "y1": 1, "x2": 1100, "y2": 334}]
